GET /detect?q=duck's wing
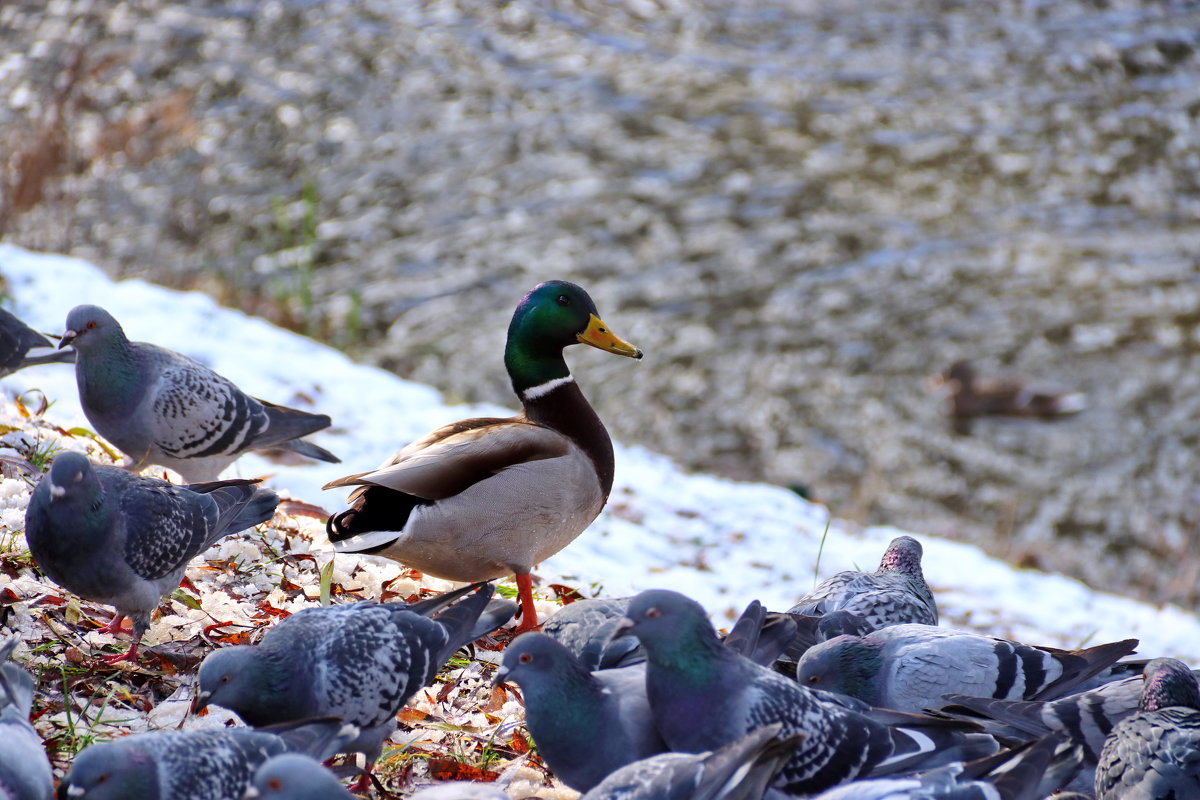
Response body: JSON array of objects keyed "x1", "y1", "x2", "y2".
[{"x1": 323, "y1": 419, "x2": 572, "y2": 499}]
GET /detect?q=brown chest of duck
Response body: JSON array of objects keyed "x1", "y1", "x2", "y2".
[{"x1": 324, "y1": 281, "x2": 642, "y2": 631}]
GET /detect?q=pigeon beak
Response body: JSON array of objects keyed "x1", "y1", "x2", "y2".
[
  {"x1": 610, "y1": 616, "x2": 636, "y2": 642},
  {"x1": 491, "y1": 665, "x2": 510, "y2": 687},
  {"x1": 243, "y1": 788, "x2": 261, "y2": 800},
  {"x1": 192, "y1": 690, "x2": 211, "y2": 713},
  {"x1": 58, "y1": 329, "x2": 78, "y2": 349}
]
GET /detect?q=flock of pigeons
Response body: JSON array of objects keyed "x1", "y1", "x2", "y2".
[{"x1": 0, "y1": 282, "x2": 1195, "y2": 800}]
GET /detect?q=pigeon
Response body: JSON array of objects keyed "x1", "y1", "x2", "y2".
[
  {"x1": 245, "y1": 754, "x2": 355, "y2": 800},
  {"x1": 24, "y1": 450, "x2": 279, "y2": 663},
  {"x1": 795, "y1": 624, "x2": 1138, "y2": 713},
  {"x1": 578, "y1": 723, "x2": 801, "y2": 800},
  {"x1": 197, "y1": 582, "x2": 516, "y2": 790},
  {"x1": 59, "y1": 718, "x2": 358, "y2": 800},
  {"x1": 615, "y1": 589, "x2": 998, "y2": 796},
  {"x1": 323, "y1": 281, "x2": 642, "y2": 631},
  {"x1": 1094, "y1": 656, "x2": 1200, "y2": 800},
  {"x1": 806, "y1": 732, "x2": 1081, "y2": 800},
  {"x1": 788, "y1": 536, "x2": 938, "y2": 632},
  {"x1": 494, "y1": 632, "x2": 667, "y2": 791},
  {"x1": 542, "y1": 597, "x2": 643, "y2": 670},
  {"x1": 0, "y1": 306, "x2": 74, "y2": 377},
  {"x1": 60, "y1": 304, "x2": 338, "y2": 482},
  {"x1": 0, "y1": 638, "x2": 54, "y2": 800}
]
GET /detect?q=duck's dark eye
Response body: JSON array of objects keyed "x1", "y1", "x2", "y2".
[
  {"x1": 519, "y1": 652, "x2": 533, "y2": 664},
  {"x1": 557, "y1": 295, "x2": 570, "y2": 306}
]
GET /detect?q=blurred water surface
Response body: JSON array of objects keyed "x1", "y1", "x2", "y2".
[{"x1": 5, "y1": 0, "x2": 1200, "y2": 604}]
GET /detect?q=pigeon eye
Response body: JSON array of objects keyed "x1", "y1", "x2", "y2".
[
  {"x1": 557, "y1": 295, "x2": 570, "y2": 306},
  {"x1": 645, "y1": 607, "x2": 660, "y2": 619},
  {"x1": 268, "y1": 778, "x2": 282, "y2": 790},
  {"x1": 519, "y1": 653, "x2": 533, "y2": 664},
  {"x1": 97, "y1": 773, "x2": 109, "y2": 783},
  {"x1": 808, "y1": 675, "x2": 821, "y2": 684},
  {"x1": 220, "y1": 674, "x2": 231, "y2": 684},
  {"x1": 86, "y1": 320, "x2": 97, "y2": 330}
]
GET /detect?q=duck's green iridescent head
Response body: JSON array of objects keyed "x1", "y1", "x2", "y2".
[{"x1": 504, "y1": 280, "x2": 642, "y2": 397}]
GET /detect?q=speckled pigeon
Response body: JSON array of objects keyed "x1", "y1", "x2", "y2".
[
  {"x1": 196, "y1": 581, "x2": 516, "y2": 786},
  {"x1": 245, "y1": 754, "x2": 355, "y2": 800},
  {"x1": 24, "y1": 450, "x2": 279, "y2": 663},
  {"x1": 578, "y1": 723, "x2": 800, "y2": 800},
  {"x1": 1094, "y1": 656, "x2": 1200, "y2": 800},
  {"x1": 494, "y1": 632, "x2": 666, "y2": 791},
  {"x1": 615, "y1": 589, "x2": 998, "y2": 796},
  {"x1": 0, "y1": 638, "x2": 53, "y2": 800},
  {"x1": 58, "y1": 718, "x2": 357, "y2": 800},
  {"x1": 788, "y1": 536, "x2": 938, "y2": 630},
  {"x1": 806, "y1": 731, "x2": 1081, "y2": 800},
  {"x1": 795, "y1": 624, "x2": 1137, "y2": 713},
  {"x1": 60, "y1": 304, "x2": 338, "y2": 482},
  {"x1": 0, "y1": 306, "x2": 73, "y2": 377}
]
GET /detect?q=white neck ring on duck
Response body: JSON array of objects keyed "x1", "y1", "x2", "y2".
[{"x1": 522, "y1": 375, "x2": 574, "y2": 401}]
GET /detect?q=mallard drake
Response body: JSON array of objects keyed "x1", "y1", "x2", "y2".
[
  {"x1": 324, "y1": 280, "x2": 642, "y2": 631},
  {"x1": 938, "y1": 360, "x2": 1086, "y2": 419}
]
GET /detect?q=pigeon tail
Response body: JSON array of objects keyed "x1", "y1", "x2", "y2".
[
  {"x1": 428, "y1": 583, "x2": 515, "y2": 664},
  {"x1": 256, "y1": 400, "x2": 333, "y2": 447},
  {"x1": 261, "y1": 717, "x2": 363, "y2": 762},
  {"x1": 270, "y1": 436, "x2": 340, "y2": 464},
  {"x1": 186, "y1": 479, "x2": 281, "y2": 544},
  {"x1": 1034, "y1": 638, "x2": 1139, "y2": 701}
]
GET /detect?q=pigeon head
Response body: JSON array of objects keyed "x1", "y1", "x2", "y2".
[
  {"x1": 196, "y1": 646, "x2": 283, "y2": 722},
  {"x1": 505, "y1": 281, "x2": 641, "y2": 397},
  {"x1": 613, "y1": 589, "x2": 722, "y2": 664},
  {"x1": 1138, "y1": 657, "x2": 1200, "y2": 712},
  {"x1": 43, "y1": 452, "x2": 101, "y2": 505},
  {"x1": 795, "y1": 634, "x2": 883, "y2": 704},
  {"x1": 60, "y1": 739, "x2": 160, "y2": 800},
  {"x1": 247, "y1": 754, "x2": 351, "y2": 800},
  {"x1": 494, "y1": 632, "x2": 591, "y2": 690},
  {"x1": 60, "y1": 305, "x2": 125, "y2": 353},
  {"x1": 878, "y1": 536, "x2": 924, "y2": 576}
]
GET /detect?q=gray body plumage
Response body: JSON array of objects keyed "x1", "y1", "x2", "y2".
[
  {"x1": 246, "y1": 754, "x2": 354, "y2": 800},
  {"x1": 542, "y1": 597, "x2": 642, "y2": 669},
  {"x1": 61, "y1": 304, "x2": 337, "y2": 482},
  {"x1": 579, "y1": 724, "x2": 799, "y2": 800},
  {"x1": 23, "y1": 451, "x2": 279, "y2": 658},
  {"x1": 59, "y1": 719, "x2": 357, "y2": 800},
  {"x1": 197, "y1": 583, "x2": 515, "y2": 760},
  {"x1": 0, "y1": 639, "x2": 53, "y2": 800},
  {"x1": 1095, "y1": 657, "x2": 1200, "y2": 800},
  {"x1": 617, "y1": 590, "x2": 997, "y2": 796},
  {"x1": 0, "y1": 307, "x2": 73, "y2": 377},
  {"x1": 788, "y1": 536, "x2": 938, "y2": 631},
  {"x1": 796, "y1": 624, "x2": 1136, "y2": 713}
]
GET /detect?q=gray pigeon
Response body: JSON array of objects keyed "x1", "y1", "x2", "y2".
[
  {"x1": 59, "y1": 718, "x2": 358, "y2": 800},
  {"x1": 806, "y1": 732, "x2": 1081, "y2": 800},
  {"x1": 0, "y1": 638, "x2": 53, "y2": 800},
  {"x1": 0, "y1": 307, "x2": 74, "y2": 377},
  {"x1": 60, "y1": 304, "x2": 338, "y2": 482},
  {"x1": 578, "y1": 723, "x2": 800, "y2": 800},
  {"x1": 615, "y1": 589, "x2": 998, "y2": 796},
  {"x1": 541, "y1": 597, "x2": 643, "y2": 669},
  {"x1": 795, "y1": 624, "x2": 1137, "y2": 713},
  {"x1": 197, "y1": 582, "x2": 516, "y2": 788},
  {"x1": 788, "y1": 536, "x2": 938, "y2": 630},
  {"x1": 24, "y1": 450, "x2": 279, "y2": 663},
  {"x1": 1094, "y1": 656, "x2": 1200, "y2": 800},
  {"x1": 494, "y1": 632, "x2": 667, "y2": 791},
  {"x1": 245, "y1": 754, "x2": 355, "y2": 800}
]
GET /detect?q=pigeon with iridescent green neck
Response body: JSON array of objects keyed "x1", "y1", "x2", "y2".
[
  {"x1": 24, "y1": 451, "x2": 279, "y2": 663},
  {"x1": 325, "y1": 280, "x2": 642, "y2": 631},
  {"x1": 61, "y1": 304, "x2": 338, "y2": 482}
]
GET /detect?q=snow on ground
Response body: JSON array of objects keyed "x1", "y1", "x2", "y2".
[{"x1": 6, "y1": 242, "x2": 1199, "y2": 662}]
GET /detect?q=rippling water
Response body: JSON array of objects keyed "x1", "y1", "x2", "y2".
[{"x1": 6, "y1": 0, "x2": 1200, "y2": 604}]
